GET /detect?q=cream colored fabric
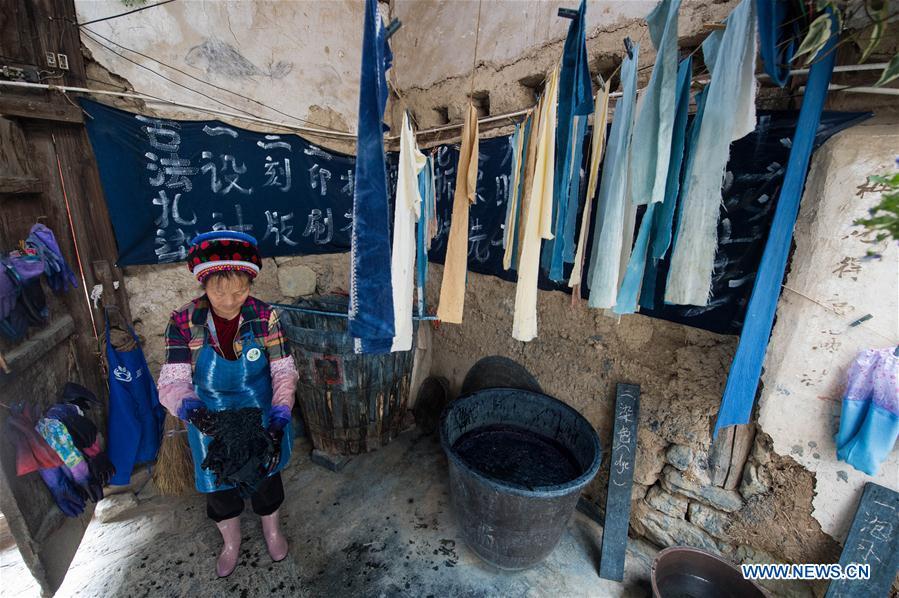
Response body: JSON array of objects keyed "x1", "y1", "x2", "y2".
[
  {"x1": 512, "y1": 67, "x2": 560, "y2": 342},
  {"x1": 436, "y1": 103, "x2": 479, "y2": 324},
  {"x1": 569, "y1": 85, "x2": 610, "y2": 293},
  {"x1": 391, "y1": 112, "x2": 426, "y2": 351}
]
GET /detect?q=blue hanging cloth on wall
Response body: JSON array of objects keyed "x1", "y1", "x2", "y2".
[
  {"x1": 544, "y1": 0, "x2": 593, "y2": 282},
  {"x1": 757, "y1": 0, "x2": 798, "y2": 87},
  {"x1": 348, "y1": 0, "x2": 396, "y2": 354},
  {"x1": 714, "y1": 10, "x2": 839, "y2": 436},
  {"x1": 639, "y1": 56, "x2": 696, "y2": 311}
]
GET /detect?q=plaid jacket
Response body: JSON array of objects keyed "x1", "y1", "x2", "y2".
[{"x1": 164, "y1": 295, "x2": 289, "y2": 367}]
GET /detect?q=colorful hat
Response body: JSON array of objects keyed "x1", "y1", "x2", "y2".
[{"x1": 187, "y1": 231, "x2": 261, "y2": 283}]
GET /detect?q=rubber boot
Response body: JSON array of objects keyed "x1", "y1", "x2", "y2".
[
  {"x1": 215, "y1": 517, "x2": 241, "y2": 577},
  {"x1": 261, "y1": 510, "x2": 288, "y2": 562}
]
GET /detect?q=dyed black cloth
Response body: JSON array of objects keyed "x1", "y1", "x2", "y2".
[
  {"x1": 200, "y1": 407, "x2": 274, "y2": 497},
  {"x1": 205, "y1": 472, "x2": 284, "y2": 522}
]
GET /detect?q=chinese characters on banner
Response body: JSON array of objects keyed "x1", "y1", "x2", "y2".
[{"x1": 82, "y1": 99, "x2": 357, "y2": 264}]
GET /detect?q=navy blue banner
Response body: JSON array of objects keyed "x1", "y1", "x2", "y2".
[
  {"x1": 82, "y1": 99, "x2": 356, "y2": 265},
  {"x1": 83, "y1": 99, "x2": 866, "y2": 334}
]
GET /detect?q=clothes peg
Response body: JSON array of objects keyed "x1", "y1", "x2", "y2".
[
  {"x1": 558, "y1": 8, "x2": 579, "y2": 19},
  {"x1": 624, "y1": 38, "x2": 635, "y2": 60},
  {"x1": 385, "y1": 18, "x2": 402, "y2": 40}
]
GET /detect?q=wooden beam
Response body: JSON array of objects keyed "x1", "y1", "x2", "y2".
[
  {"x1": 0, "y1": 315, "x2": 75, "y2": 386},
  {"x1": 0, "y1": 95, "x2": 83, "y2": 124},
  {"x1": 0, "y1": 175, "x2": 42, "y2": 195}
]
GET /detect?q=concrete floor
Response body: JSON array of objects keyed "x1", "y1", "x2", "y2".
[{"x1": 1, "y1": 430, "x2": 656, "y2": 597}]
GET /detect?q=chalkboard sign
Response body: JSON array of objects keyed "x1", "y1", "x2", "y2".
[
  {"x1": 825, "y1": 482, "x2": 899, "y2": 598},
  {"x1": 599, "y1": 383, "x2": 640, "y2": 581}
]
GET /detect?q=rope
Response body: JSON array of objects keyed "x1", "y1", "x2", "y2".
[{"x1": 271, "y1": 303, "x2": 438, "y2": 321}]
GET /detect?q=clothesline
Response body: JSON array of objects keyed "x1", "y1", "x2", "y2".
[{"x1": 0, "y1": 59, "x2": 890, "y2": 143}]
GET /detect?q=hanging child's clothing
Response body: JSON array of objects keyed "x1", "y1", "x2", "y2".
[{"x1": 834, "y1": 348, "x2": 899, "y2": 476}]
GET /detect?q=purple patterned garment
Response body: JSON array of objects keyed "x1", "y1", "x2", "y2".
[{"x1": 844, "y1": 348, "x2": 899, "y2": 416}]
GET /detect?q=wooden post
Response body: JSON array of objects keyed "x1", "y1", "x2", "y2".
[{"x1": 598, "y1": 383, "x2": 640, "y2": 581}]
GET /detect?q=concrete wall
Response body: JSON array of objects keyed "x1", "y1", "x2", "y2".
[{"x1": 757, "y1": 118, "x2": 899, "y2": 542}]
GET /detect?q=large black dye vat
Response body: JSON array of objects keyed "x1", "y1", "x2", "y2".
[{"x1": 440, "y1": 388, "x2": 602, "y2": 570}]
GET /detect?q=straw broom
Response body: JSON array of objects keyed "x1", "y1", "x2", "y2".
[{"x1": 153, "y1": 413, "x2": 194, "y2": 495}]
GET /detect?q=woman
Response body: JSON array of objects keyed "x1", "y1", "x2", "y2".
[{"x1": 157, "y1": 231, "x2": 299, "y2": 578}]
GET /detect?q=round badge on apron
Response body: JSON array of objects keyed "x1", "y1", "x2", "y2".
[{"x1": 246, "y1": 347, "x2": 261, "y2": 362}]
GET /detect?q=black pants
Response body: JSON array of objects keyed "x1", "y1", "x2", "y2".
[{"x1": 205, "y1": 473, "x2": 284, "y2": 522}]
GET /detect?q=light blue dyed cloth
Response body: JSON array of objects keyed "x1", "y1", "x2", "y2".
[
  {"x1": 638, "y1": 56, "x2": 695, "y2": 311},
  {"x1": 714, "y1": 10, "x2": 838, "y2": 436},
  {"x1": 586, "y1": 41, "x2": 639, "y2": 309},
  {"x1": 613, "y1": 203, "x2": 656, "y2": 314},
  {"x1": 416, "y1": 156, "x2": 434, "y2": 318},
  {"x1": 665, "y1": 0, "x2": 757, "y2": 307},
  {"x1": 544, "y1": 0, "x2": 593, "y2": 282},
  {"x1": 833, "y1": 348, "x2": 899, "y2": 476},
  {"x1": 627, "y1": 0, "x2": 681, "y2": 207}
]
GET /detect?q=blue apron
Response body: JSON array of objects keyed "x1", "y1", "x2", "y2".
[
  {"x1": 106, "y1": 314, "x2": 165, "y2": 485},
  {"x1": 187, "y1": 331, "x2": 293, "y2": 493}
]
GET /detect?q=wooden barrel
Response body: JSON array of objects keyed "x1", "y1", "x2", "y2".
[{"x1": 280, "y1": 295, "x2": 415, "y2": 455}]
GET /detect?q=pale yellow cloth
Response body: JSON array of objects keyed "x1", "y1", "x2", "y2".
[
  {"x1": 512, "y1": 67, "x2": 560, "y2": 342},
  {"x1": 436, "y1": 103, "x2": 479, "y2": 324},
  {"x1": 570, "y1": 86, "x2": 611, "y2": 293}
]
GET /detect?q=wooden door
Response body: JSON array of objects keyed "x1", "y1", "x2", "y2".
[{"x1": 0, "y1": 0, "x2": 131, "y2": 594}]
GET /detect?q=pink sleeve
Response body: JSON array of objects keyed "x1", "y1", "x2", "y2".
[
  {"x1": 157, "y1": 363, "x2": 197, "y2": 417},
  {"x1": 270, "y1": 356, "x2": 298, "y2": 410}
]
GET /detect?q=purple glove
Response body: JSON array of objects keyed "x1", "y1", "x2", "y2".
[
  {"x1": 178, "y1": 399, "x2": 216, "y2": 435},
  {"x1": 39, "y1": 466, "x2": 86, "y2": 517},
  {"x1": 265, "y1": 406, "x2": 291, "y2": 473}
]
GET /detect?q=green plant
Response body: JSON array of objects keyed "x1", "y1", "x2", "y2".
[
  {"x1": 855, "y1": 170, "x2": 899, "y2": 243},
  {"x1": 795, "y1": 0, "x2": 899, "y2": 86}
]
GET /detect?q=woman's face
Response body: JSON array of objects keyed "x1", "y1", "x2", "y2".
[{"x1": 205, "y1": 274, "x2": 250, "y2": 320}]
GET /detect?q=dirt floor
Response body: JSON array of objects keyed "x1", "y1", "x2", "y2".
[{"x1": 1, "y1": 431, "x2": 656, "y2": 598}]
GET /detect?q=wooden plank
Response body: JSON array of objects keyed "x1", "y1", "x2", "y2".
[
  {"x1": 599, "y1": 383, "x2": 640, "y2": 582},
  {"x1": 708, "y1": 425, "x2": 735, "y2": 486},
  {"x1": 825, "y1": 482, "x2": 899, "y2": 597},
  {"x1": 0, "y1": 175, "x2": 42, "y2": 195},
  {"x1": 0, "y1": 96, "x2": 83, "y2": 124},
  {"x1": 0, "y1": 315, "x2": 75, "y2": 385},
  {"x1": 724, "y1": 424, "x2": 755, "y2": 490},
  {"x1": 0, "y1": 0, "x2": 38, "y2": 66}
]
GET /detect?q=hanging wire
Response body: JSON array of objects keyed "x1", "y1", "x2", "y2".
[
  {"x1": 469, "y1": 0, "x2": 484, "y2": 98},
  {"x1": 80, "y1": 26, "x2": 346, "y2": 132},
  {"x1": 77, "y1": 0, "x2": 177, "y2": 27},
  {"x1": 80, "y1": 30, "x2": 261, "y2": 121}
]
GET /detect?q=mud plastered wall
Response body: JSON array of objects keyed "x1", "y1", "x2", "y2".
[{"x1": 756, "y1": 119, "x2": 899, "y2": 541}]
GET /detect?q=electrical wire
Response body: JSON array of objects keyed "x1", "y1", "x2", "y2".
[
  {"x1": 80, "y1": 26, "x2": 344, "y2": 132},
  {"x1": 80, "y1": 29, "x2": 262, "y2": 121},
  {"x1": 77, "y1": 0, "x2": 177, "y2": 27}
]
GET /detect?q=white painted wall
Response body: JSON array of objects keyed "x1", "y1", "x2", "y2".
[
  {"x1": 758, "y1": 117, "x2": 899, "y2": 542},
  {"x1": 75, "y1": 0, "x2": 366, "y2": 132}
]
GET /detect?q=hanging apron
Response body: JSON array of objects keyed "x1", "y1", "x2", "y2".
[
  {"x1": 106, "y1": 313, "x2": 165, "y2": 485},
  {"x1": 187, "y1": 331, "x2": 293, "y2": 493}
]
